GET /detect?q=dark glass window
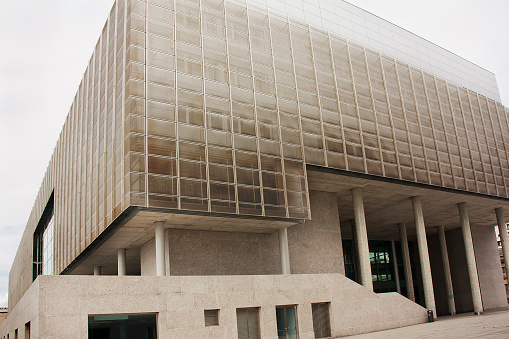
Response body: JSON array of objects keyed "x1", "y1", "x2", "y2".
[
  {"x1": 312, "y1": 303, "x2": 331, "y2": 338},
  {"x1": 88, "y1": 314, "x2": 157, "y2": 339},
  {"x1": 276, "y1": 305, "x2": 298, "y2": 339},
  {"x1": 236, "y1": 307, "x2": 260, "y2": 339},
  {"x1": 204, "y1": 309, "x2": 219, "y2": 326}
]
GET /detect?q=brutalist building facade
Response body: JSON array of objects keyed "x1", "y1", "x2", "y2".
[{"x1": 2, "y1": 0, "x2": 509, "y2": 338}]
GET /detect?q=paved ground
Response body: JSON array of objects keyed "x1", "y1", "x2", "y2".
[{"x1": 349, "y1": 309, "x2": 509, "y2": 338}]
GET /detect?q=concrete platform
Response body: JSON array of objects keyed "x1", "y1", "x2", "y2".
[{"x1": 349, "y1": 308, "x2": 509, "y2": 338}]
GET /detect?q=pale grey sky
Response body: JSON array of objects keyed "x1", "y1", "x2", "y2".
[{"x1": 0, "y1": 0, "x2": 507, "y2": 308}]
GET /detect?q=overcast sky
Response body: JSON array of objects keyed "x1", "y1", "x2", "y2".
[{"x1": 0, "y1": 0, "x2": 507, "y2": 308}]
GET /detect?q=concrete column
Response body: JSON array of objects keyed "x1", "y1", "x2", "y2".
[
  {"x1": 437, "y1": 226, "x2": 456, "y2": 315},
  {"x1": 391, "y1": 240, "x2": 401, "y2": 294},
  {"x1": 458, "y1": 202, "x2": 483, "y2": 315},
  {"x1": 495, "y1": 208, "x2": 509, "y2": 292},
  {"x1": 93, "y1": 266, "x2": 102, "y2": 276},
  {"x1": 117, "y1": 248, "x2": 127, "y2": 276},
  {"x1": 155, "y1": 221, "x2": 166, "y2": 276},
  {"x1": 352, "y1": 187, "x2": 373, "y2": 291},
  {"x1": 279, "y1": 228, "x2": 291, "y2": 274},
  {"x1": 411, "y1": 196, "x2": 436, "y2": 317},
  {"x1": 399, "y1": 223, "x2": 415, "y2": 302}
]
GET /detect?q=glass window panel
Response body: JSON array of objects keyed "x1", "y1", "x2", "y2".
[
  {"x1": 177, "y1": 57, "x2": 202, "y2": 76},
  {"x1": 148, "y1": 156, "x2": 177, "y2": 176},
  {"x1": 262, "y1": 171, "x2": 284, "y2": 190},
  {"x1": 178, "y1": 73, "x2": 203, "y2": 93},
  {"x1": 259, "y1": 139, "x2": 280, "y2": 156},
  {"x1": 148, "y1": 137, "x2": 177, "y2": 157},
  {"x1": 178, "y1": 90, "x2": 204, "y2": 109},
  {"x1": 233, "y1": 118, "x2": 256, "y2": 136},
  {"x1": 205, "y1": 65, "x2": 228, "y2": 83},
  {"x1": 149, "y1": 194, "x2": 178, "y2": 208},
  {"x1": 125, "y1": 134, "x2": 145, "y2": 154},
  {"x1": 147, "y1": 49, "x2": 175, "y2": 70},
  {"x1": 258, "y1": 123, "x2": 279, "y2": 141},
  {"x1": 127, "y1": 61, "x2": 145, "y2": 80},
  {"x1": 210, "y1": 182, "x2": 236, "y2": 201},
  {"x1": 235, "y1": 151, "x2": 259, "y2": 169},
  {"x1": 147, "y1": 118, "x2": 176, "y2": 138},
  {"x1": 204, "y1": 50, "x2": 228, "y2": 68},
  {"x1": 176, "y1": 12, "x2": 201, "y2": 32},
  {"x1": 179, "y1": 142, "x2": 206, "y2": 161},
  {"x1": 148, "y1": 34, "x2": 174, "y2": 55},
  {"x1": 148, "y1": 174, "x2": 177, "y2": 195},
  {"x1": 147, "y1": 82, "x2": 175, "y2": 103},
  {"x1": 125, "y1": 114, "x2": 145, "y2": 135},
  {"x1": 209, "y1": 147, "x2": 233, "y2": 166},
  {"x1": 148, "y1": 66, "x2": 175, "y2": 87},
  {"x1": 203, "y1": 35, "x2": 227, "y2": 54},
  {"x1": 148, "y1": 18, "x2": 174, "y2": 38},
  {"x1": 127, "y1": 152, "x2": 146, "y2": 173},
  {"x1": 176, "y1": 28, "x2": 201, "y2": 46},
  {"x1": 232, "y1": 102, "x2": 255, "y2": 120},
  {"x1": 205, "y1": 80, "x2": 229, "y2": 98},
  {"x1": 147, "y1": 100, "x2": 175, "y2": 121},
  {"x1": 235, "y1": 134, "x2": 257, "y2": 152},
  {"x1": 208, "y1": 129, "x2": 232, "y2": 147},
  {"x1": 176, "y1": 41, "x2": 201, "y2": 61},
  {"x1": 230, "y1": 72, "x2": 253, "y2": 89},
  {"x1": 237, "y1": 185, "x2": 261, "y2": 204},
  {"x1": 180, "y1": 179, "x2": 208, "y2": 199},
  {"x1": 178, "y1": 106, "x2": 204, "y2": 126},
  {"x1": 237, "y1": 167, "x2": 260, "y2": 186},
  {"x1": 207, "y1": 112, "x2": 231, "y2": 131},
  {"x1": 209, "y1": 163, "x2": 234, "y2": 183},
  {"x1": 206, "y1": 95, "x2": 230, "y2": 114},
  {"x1": 180, "y1": 160, "x2": 207, "y2": 180},
  {"x1": 260, "y1": 155, "x2": 282, "y2": 173},
  {"x1": 148, "y1": 3, "x2": 174, "y2": 22},
  {"x1": 202, "y1": 20, "x2": 226, "y2": 40}
]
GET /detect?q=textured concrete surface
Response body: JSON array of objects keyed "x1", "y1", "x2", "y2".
[
  {"x1": 0, "y1": 274, "x2": 427, "y2": 338},
  {"x1": 349, "y1": 309, "x2": 509, "y2": 338}
]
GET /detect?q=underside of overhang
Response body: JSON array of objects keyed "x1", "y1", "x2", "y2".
[{"x1": 306, "y1": 166, "x2": 509, "y2": 240}]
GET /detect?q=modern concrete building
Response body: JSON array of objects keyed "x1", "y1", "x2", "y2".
[{"x1": 2, "y1": 0, "x2": 509, "y2": 338}]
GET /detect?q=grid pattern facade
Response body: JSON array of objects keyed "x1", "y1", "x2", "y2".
[
  {"x1": 249, "y1": 0, "x2": 501, "y2": 103},
  {"x1": 18, "y1": 0, "x2": 509, "y2": 278}
]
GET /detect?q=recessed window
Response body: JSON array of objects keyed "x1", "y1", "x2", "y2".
[
  {"x1": 25, "y1": 322, "x2": 31, "y2": 339},
  {"x1": 236, "y1": 307, "x2": 260, "y2": 339},
  {"x1": 33, "y1": 193, "x2": 54, "y2": 280},
  {"x1": 312, "y1": 302, "x2": 331, "y2": 338},
  {"x1": 204, "y1": 309, "x2": 219, "y2": 326},
  {"x1": 88, "y1": 313, "x2": 157, "y2": 339},
  {"x1": 276, "y1": 305, "x2": 298, "y2": 339}
]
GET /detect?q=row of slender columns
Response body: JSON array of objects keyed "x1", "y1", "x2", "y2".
[{"x1": 350, "y1": 187, "x2": 487, "y2": 318}]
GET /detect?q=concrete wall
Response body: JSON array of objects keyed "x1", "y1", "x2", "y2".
[
  {"x1": 166, "y1": 229, "x2": 281, "y2": 276},
  {"x1": 288, "y1": 190, "x2": 345, "y2": 274},
  {"x1": 0, "y1": 274, "x2": 428, "y2": 339},
  {"x1": 140, "y1": 238, "x2": 157, "y2": 276},
  {"x1": 0, "y1": 279, "x2": 39, "y2": 339},
  {"x1": 472, "y1": 226, "x2": 508, "y2": 310},
  {"x1": 429, "y1": 226, "x2": 507, "y2": 316}
]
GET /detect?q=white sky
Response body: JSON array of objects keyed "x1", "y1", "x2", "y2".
[{"x1": 0, "y1": 0, "x2": 507, "y2": 308}]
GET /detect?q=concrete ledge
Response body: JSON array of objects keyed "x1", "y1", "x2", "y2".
[{"x1": 0, "y1": 274, "x2": 428, "y2": 338}]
